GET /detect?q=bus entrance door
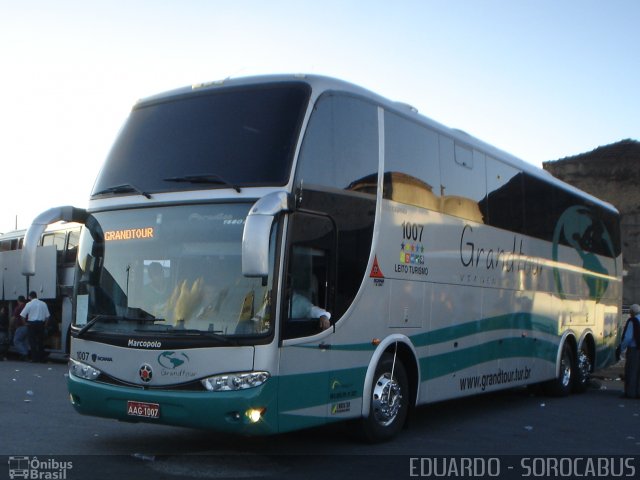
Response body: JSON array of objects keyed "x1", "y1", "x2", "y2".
[{"x1": 277, "y1": 212, "x2": 336, "y2": 431}]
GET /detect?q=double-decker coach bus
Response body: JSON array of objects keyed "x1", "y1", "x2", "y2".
[
  {"x1": 1, "y1": 222, "x2": 81, "y2": 355},
  {"x1": 22, "y1": 75, "x2": 622, "y2": 441}
]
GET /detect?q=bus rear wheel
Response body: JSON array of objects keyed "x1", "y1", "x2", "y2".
[
  {"x1": 543, "y1": 341, "x2": 575, "y2": 397},
  {"x1": 573, "y1": 347, "x2": 592, "y2": 394},
  {"x1": 360, "y1": 353, "x2": 409, "y2": 443}
]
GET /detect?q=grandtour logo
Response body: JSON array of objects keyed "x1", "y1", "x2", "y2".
[
  {"x1": 158, "y1": 351, "x2": 189, "y2": 370},
  {"x1": 459, "y1": 225, "x2": 542, "y2": 275},
  {"x1": 128, "y1": 339, "x2": 162, "y2": 349}
]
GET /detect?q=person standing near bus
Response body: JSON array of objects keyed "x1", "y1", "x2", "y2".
[
  {"x1": 11, "y1": 296, "x2": 29, "y2": 361},
  {"x1": 619, "y1": 304, "x2": 640, "y2": 398},
  {"x1": 0, "y1": 304, "x2": 9, "y2": 360},
  {"x1": 20, "y1": 292, "x2": 50, "y2": 363}
]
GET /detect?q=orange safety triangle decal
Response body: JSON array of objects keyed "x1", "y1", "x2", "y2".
[{"x1": 370, "y1": 255, "x2": 385, "y2": 278}]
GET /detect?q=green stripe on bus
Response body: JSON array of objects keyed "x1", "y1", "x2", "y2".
[
  {"x1": 411, "y1": 313, "x2": 557, "y2": 348},
  {"x1": 279, "y1": 336, "x2": 557, "y2": 413},
  {"x1": 419, "y1": 337, "x2": 557, "y2": 381},
  {"x1": 295, "y1": 312, "x2": 557, "y2": 352}
]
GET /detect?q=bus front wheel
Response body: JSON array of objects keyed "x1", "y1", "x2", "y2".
[{"x1": 360, "y1": 353, "x2": 409, "y2": 443}]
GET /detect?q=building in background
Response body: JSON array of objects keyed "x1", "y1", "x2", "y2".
[{"x1": 543, "y1": 139, "x2": 640, "y2": 305}]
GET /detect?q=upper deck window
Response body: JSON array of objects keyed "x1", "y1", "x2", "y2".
[
  {"x1": 296, "y1": 93, "x2": 378, "y2": 195},
  {"x1": 383, "y1": 110, "x2": 440, "y2": 210},
  {"x1": 92, "y1": 83, "x2": 310, "y2": 196}
]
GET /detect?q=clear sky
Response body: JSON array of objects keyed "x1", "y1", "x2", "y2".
[{"x1": 1, "y1": 0, "x2": 638, "y2": 233}]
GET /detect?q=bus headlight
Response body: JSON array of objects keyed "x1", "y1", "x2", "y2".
[
  {"x1": 68, "y1": 358, "x2": 101, "y2": 381},
  {"x1": 201, "y1": 371, "x2": 270, "y2": 391}
]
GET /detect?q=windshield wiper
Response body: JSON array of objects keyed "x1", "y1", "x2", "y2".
[
  {"x1": 76, "y1": 312, "x2": 163, "y2": 337},
  {"x1": 163, "y1": 173, "x2": 241, "y2": 193},
  {"x1": 92, "y1": 183, "x2": 152, "y2": 199},
  {"x1": 76, "y1": 315, "x2": 119, "y2": 337}
]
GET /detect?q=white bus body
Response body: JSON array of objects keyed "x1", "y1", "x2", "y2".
[
  {"x1": 2, "y1": 222, "x2": 81, "y2": 354},
  {"x1": 22, "y1": 75, "x2": 622, "y2": 441}
]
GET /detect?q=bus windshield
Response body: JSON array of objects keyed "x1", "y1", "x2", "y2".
[
  {"x1": 73, "y1": 204, "x2": 275, "y2": 340},
  {"x1": 92, "y1": 83, "x2": 310, "y2": 196}
]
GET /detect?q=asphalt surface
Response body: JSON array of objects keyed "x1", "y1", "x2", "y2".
[{"x1": 1, "y1": 355, "x2": 638, "y2": 479}]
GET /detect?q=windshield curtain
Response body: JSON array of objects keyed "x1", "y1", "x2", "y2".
[
  {"x1": 74, "y1": 204, "x2": 275, "y2": 338},
  {"x1": 92, "y1": 82, "x2": 310, "y2": 195}
]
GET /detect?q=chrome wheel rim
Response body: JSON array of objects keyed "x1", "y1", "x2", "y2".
[
  {"x1": 560, "y1": 349, "x2": 572, "y2": 388},
  {"x1": 371, "y1": 372, "x2": 402, "y2": 427},
  {"x1": 577, "y1": 350, "x2": 591, "y2": 385}
]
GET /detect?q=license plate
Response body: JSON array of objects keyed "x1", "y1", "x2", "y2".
[{"x1": 127, "y1": 400, "x2": 160, "y2": 419}]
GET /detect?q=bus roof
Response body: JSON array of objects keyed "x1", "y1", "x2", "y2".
[
  {"x1": 132, "y1": 74, "x2": 618, "y2": 215},
  {"x1": 0, "y1": 221, "x2": 81, "y2": 241}
]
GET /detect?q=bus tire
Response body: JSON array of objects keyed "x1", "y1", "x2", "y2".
[
  {"x1": 360, "y1": 353, "x2": 409, "y2": 443},
  {"x1": 543, "y1": 341, "x2": 575, "y2": 397},
  {"x1": 573, "y1": 347, "x2": 592, "y2": 394}
]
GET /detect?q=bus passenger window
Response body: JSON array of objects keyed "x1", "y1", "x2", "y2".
[
  {"x1": 296, "y1": 93, "x2": 378, "y2": 194},
  {"x1": 482, "y1": 158, "x2": 524, "y2": 234},
  {"x1": 42, "y1": 231, "x2": 68, "y2": 262},
  {"x1": 42, "y1": 232, "x2": 64, "y2": 249},
  {"x1": 64, "y1": 229, "x2": 81, "y2": 264},
  {"x1": 439, "y1": 136, "x2": 486, "y2": 223},
  {"x1": 384, "y1": 110, "x2": 441, "y2": 211}
]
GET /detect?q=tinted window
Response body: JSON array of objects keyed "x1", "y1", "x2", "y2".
[
  {"x1": 283, "y1": 213, "x2": 335, "y2": 339},
  {"x1": 524, "y1": 174, "x2": 557, "y2": 241},
  {"x1": 295, "y1": 93, "x2": 378, "y2": 319},
  {"x1": 296, "y1": 93, "x2": 378, "y2": 194},
  {"x1": 524, "y1": 173, "x2": 620, "y2": 257},
  {"x1": 383, "y1": 111, "x2": 440, "y2": 209},
  {"x1": 92, "y1": 83, "x2": 310, "y2": 195},
  {"x1": 482, "y1": 158, "x2": 524, "y2": 233},
  {"x1": 439, "y1": 137, "x2": 486, "y2": 223}
]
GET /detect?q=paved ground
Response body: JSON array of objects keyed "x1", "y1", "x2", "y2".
[{"x1": 1, "y1": 355, "x2": 638, "y2": 480}]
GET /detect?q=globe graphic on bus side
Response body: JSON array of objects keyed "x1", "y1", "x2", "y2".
[{"x1": 552, "y1": 206, "x2": 616, "y2": 302}]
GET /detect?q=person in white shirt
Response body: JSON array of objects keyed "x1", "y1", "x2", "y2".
[
  {"x1": 20, "y1": 291, "x2": 50, "y2": 363},
  {"x1": 290, "y1": 293, "x2": 331, "y2": 330}
]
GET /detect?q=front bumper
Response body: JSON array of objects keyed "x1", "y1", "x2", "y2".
[{"x1": 68, "y1": 374, "x2": 279, "y2": 435}]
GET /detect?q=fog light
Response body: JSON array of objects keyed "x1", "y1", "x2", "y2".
[{"x1": 245, "y1": 407, "x2": 266, "y2": 423}]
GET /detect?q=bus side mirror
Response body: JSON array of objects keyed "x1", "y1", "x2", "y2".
[
  {"x1": 22, "y1": 206, "x2": 88, "y2": 276},
  {"x1": 242, "y1": 191, "x2": 291, "y2": 277}
]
